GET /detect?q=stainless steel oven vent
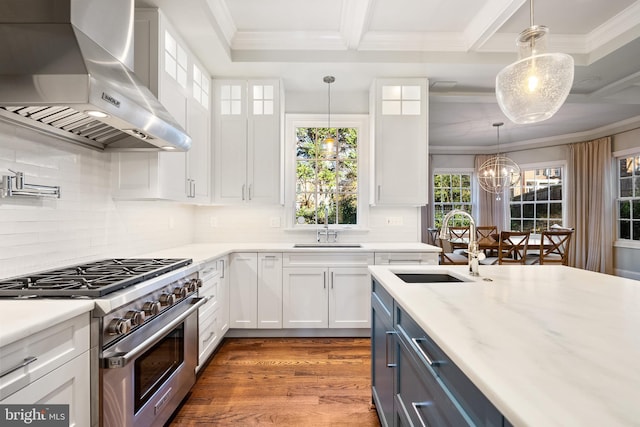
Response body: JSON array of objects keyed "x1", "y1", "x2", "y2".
[{"x1": 0, "y1": 0, "x2": 191, "y2": 152}]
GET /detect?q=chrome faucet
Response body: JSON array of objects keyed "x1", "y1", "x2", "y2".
[
  {"x1": 439, "y1": 209, "x2": 484, "y2": 276},
  {"x1": 317, "y1": 205, "x2": 338, "y2": 243}
]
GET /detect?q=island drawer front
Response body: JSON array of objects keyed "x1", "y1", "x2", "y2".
[
  {"x1": 372, "y1": 279, "x2": 393, "y2": 317},
  {"x1": 374, "y1": 252, "x2": 438, "y2": 265},
  {"x1": 396, "y1": 305, "x2": 503, "y2": 427},
  {"x1": 395, "y1": 335, "x2": 471, "y2": 427},
  {"x1": 283, "y1": 252, "x2": 374, "y2": 267},
  {"x1": 0, "y1": 313, "x2": 90, "y2": 400}
]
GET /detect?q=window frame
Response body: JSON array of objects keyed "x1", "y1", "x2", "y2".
[
  {"x1": 431, "y1": 168, "x2": 474, "y2": 229},
  {"x1": 614, "y1": 148, "x2": 640, "y2": 248},
  {"x1": 284, "y1": 114, "x2": 370, "y2": 230},
  {"x1": 508, "y1": 160, "x2": 567, "y2": 233}
]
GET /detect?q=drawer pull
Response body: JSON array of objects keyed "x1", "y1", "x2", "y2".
[
  {"x1": 0, "y1": 356, "x2": 37, "y2": 378},
  {"x1": 388, "y1": 259, "x2": 420, "y2": 264},
  {"x1": 412, "y1": 337, "x2": 440, "y2": 367},
  {"x1": 412, "y1": 401, "x2": 433, "y2": 427},
  {"x1": 203, "y1": 331, "x2": 215, "y2": 343},
  {"x1": 385, "y1": 331, "x2": 397, "y2": 368}
]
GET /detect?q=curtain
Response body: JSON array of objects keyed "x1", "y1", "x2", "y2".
[
  {"x1": 567, "y1": 137, "x2": 614, "y2": 273},
  {"x1": 474, "y1": 154, "x2": 508, "y2": 231}
]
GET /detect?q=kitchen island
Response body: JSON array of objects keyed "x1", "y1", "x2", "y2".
[{"x1": 369, "y1": 264, "x2": 640, "y2": 426}]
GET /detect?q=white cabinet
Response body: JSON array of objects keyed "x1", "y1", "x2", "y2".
[
  {"x1": 370, "y1": 78, "x2": 428, "y2": 206},
  {"x1": 213, "y1": 79, "x2": 282, "y2": 205},
  {"x1": 282, "y1": 253, "x2": 374, "y2": 329},
  {"x1": 197, "y1": 256, "x2": 228, "y2": 369},
  {"x1": 112, "y1": 8, "x2": 211, "y2": 203},
  {"x1": 374, "y1": 252, "x2": 439, "y2": 265},
  {"x1": 229, "y1": 253, "x2": 283, "y2": 329},
  {"x1": 0, "y1": 313, "x2": 91, "y2": 427}
]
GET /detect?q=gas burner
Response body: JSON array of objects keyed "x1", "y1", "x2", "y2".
[{"x1": 0, "y1": 258, "x2": 192, "y2": 298}]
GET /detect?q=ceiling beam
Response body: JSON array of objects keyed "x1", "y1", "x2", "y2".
[
  {"x1": 340, "y1": 0, "x2": 374, "y2": 50},
  {"x1": 464, "y1": 0, "x2": 526, "y2": 51}
]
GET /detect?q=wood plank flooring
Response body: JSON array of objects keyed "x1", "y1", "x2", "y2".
[{"x1": 168, "y1": 338, "x2": 381, "y2": 426}]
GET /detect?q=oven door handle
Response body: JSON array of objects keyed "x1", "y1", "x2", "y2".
[{"x1": 103, "y1": 297, "x2": 207, "y2": 369}]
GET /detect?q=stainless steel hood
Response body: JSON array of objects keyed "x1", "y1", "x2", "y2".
[{"x1": 0, "y1": 0, "x2": 191, "y2": 152}]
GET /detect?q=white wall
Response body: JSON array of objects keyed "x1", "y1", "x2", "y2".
[{"x1": 0, "y1": 121, "x2": 195, "y2": 278}]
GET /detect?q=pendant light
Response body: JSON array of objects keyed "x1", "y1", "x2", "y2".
[
  {"x1": 477, "y1": 122, "x2": 520, "y2": 201},
  {"x1": 322, "y1": 75, "x2": 336, "y2": 153},
  {"x1": 495, "y1": 0, "x2": 574, "y2": 124}
]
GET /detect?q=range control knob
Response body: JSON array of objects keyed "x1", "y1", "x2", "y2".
[
  {"x1": 124, "y1": 310, "x2": 146, "y2": 326},
  {"x1": 107, "y1": 318, "x2": 132, "y2": 336},
  {"x1": 159, "y1": 293, "x2": 176, "y2": 306},
  {"x1": 186, "y1": 279, "x2": 200, "y2": 292},
  {"x1": 173, "y1": 286, "x2": 187, "y2": 299},
  {"x1": 142, "y1": 301, "x2": 161, "y2": 316}
]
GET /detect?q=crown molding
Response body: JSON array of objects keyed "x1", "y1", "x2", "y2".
[
  {"x1": 586, "y1": 1, "x2": 640, "y2": 56},
  {"x1": 205, "y1": 0, "x2": 235, "y2": 46},
  {"x1": 358, "y1": 32, "x2": 469, "y2": 51}
]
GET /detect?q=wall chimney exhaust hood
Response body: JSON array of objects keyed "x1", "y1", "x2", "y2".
[{"x1": 0, "y1": 0, "x2": 191, "y2": 152}]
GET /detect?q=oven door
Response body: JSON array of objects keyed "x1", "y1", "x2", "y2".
[{"x1": 101, "y1": 296, "x2": 206, "y2": 427}]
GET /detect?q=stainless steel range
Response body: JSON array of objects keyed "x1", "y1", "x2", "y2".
[{"x1": 0, "y1": 258, "x2": 205, "y2": 427}]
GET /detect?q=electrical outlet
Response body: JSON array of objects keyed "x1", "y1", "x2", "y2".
[
  {"x1": 270, "y1": 217, "x2": 281, "y2": 228},
  {"x1": 210, "y1": 216, "x2": 218, "y2": 228},
  {"x1": 386, "y1": 217, "x2": 403, "y2": 226}
]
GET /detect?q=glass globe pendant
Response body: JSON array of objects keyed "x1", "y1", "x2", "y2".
[
  {"x1": 477, "y1": 123, "x2": 520, "y2": 200},
  {"x1": 495, "y1": 1, "x2": 574, "y2": 124}
]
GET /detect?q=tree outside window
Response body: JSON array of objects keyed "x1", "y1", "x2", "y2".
[
  {"x1": 432, "y1": 173, "x2": 472, "y2": 228},
  {"x1": 617, "y1": 153, "x2": 640, "y2": 240},
  {"x1": 509, "y1": 167, "x2": 563, "y2": 232},
  {"x1": 295, "y1": 127, "x2": 358, "y2": 225}
]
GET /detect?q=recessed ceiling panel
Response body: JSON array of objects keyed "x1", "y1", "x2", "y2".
[
  {"x1": 498, "y1": 0, "x2": 636, "y2": 34},
  {"x1": 368, "y1": 0, "x2": 485, "y2": 32},
  {"x1": 225, "y1": 0, "x2": 343, "y2": 31}
]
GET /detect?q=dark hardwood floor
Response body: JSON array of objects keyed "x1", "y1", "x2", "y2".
[{"x1": 168, "y1": 337, "x2": 381, "y2": 426}]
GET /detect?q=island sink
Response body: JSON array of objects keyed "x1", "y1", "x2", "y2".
[{"x1": 394, "y1": 273, "x2": 466, "y2": 283}]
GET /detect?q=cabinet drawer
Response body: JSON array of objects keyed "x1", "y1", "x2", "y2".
[
  {"x1": 198, "y1": 304, "x2": 221, "y2": 367},
  {"x1": 372, "y1": 279, "x2": 393, "y2": 319},
  {"x1": 374, "y1": 252, "x2": 438, "y2": 265},
  {"x1": 396, "y1": 306, "x2": 502, "y2": 427},
  {"x1": 200, "y1": 259, "x2": 221, "y2": 280},
  {"x1": 283, "y1": 252, "x2": 374, "y2": 267},
  {"x1": 0, "y1": 313, "x2": 90, "y2": 400}
]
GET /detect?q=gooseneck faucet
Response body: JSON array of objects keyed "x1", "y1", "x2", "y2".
[
  {"x1": 439, "y1": 209, "x2": 484, "y2": 276},
  {"x1": 317, "y1": 205, "x2": 338, "y2": 243}
]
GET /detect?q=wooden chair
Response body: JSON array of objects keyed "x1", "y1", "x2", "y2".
[
  {"x1": 482, "y1": 231, "x2": 530, "y2": 265},
  {"x1": 537, "y1": 230, "x2": 573, "y2": 265},
  {"x1": 476, "y1": 225, "x2": 498, "y2": 256},
  {"x1": 437, "y1": 237, "x2": 467, "y2": 265},
  {"x1": 426, "y1": 227, "x2": 440, "y2": 246},
  {"x1": 448, "y1": 226, "x2": 470, "y2": 252}
]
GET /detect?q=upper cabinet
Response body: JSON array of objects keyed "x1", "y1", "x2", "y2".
[
  {"x1": 213, "y1": 79, "x2": 282, "y2": 205},
  {"x1": 111, "y1": 9, "x2": 211, "y2": 203},
  {"x1": 370, "y1": 78, "x2": 428, "y2": 206}
]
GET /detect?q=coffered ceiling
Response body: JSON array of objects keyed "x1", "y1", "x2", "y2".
[{"x1": 136, "y1": 0, "x2": 640, "y2": 152}]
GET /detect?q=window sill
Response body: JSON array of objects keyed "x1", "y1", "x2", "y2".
[{"x1": 614, "y1": 240, "x2": 640, "y2": 249}]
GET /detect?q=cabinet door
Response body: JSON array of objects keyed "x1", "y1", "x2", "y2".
[
  {"x1": 372, "y1": 79, "x2": 428, "y2": 206},
  {"x1": 328, "y1": 267, "x2": 371, "y2": 328},
  {"x1": 186, "y1": 96, "x2": 211, "y2": 202},
  {"x1": 282, "y1": 267, "x2": 328, "y2": 328},
  {"x1": 214, "y1": 80, "x2": 249, "y2": 204},
  {"x1": 1, "y1": 352, "x2": 91, "y2": 427},
  {"x1": 372, "y1": 288, "x2": 395, "y2": 427},
  {"x1": 258, "y1": 253, "x2": 283, "y2": 328},
  {"x1": 247, "y1": 79, "x2": 281, "y2": 204},
  {"x1": 229, "y1": 253, "x2": 258, "y2": 328}
]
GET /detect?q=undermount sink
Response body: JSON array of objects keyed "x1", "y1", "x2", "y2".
[
  {"x1": 293, "y1": 243, "x2": 363, "y2": 248},
  {"x1": 394, "y1": 272, "x2": 468, "y2": 283}
]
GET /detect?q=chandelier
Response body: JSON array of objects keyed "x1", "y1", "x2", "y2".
[
  {"x1": 322, "y1": 75, "x2": 336, "y2": 153},
  {"x1": 477, "y1": 123, "x2": 520, "y2": 200},
  {"x1": 495, "y1": 0, "x2": 574, "y2": 124}
]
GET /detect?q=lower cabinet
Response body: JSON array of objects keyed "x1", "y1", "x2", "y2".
[
  {"x1": 372, "y1": 278, "x2": 507, "y2": 427},
  {"x1": 282, "y1": 253, "x2": 374, "y2": 329},
  {"x1": 198, "y1": 256, "x2": 229, "y2": 369}
]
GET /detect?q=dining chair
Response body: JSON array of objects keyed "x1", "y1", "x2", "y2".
[
  {"x1": 437, "y1": 237, "x2": 468, "y2": 265},
  {"x1": 476, "y1": 225, "x2": 498, "y2": 256},
  {"x1": 426, "y1": 227, "x2": 440, "y2": 246},
  {"x1": 448, "y1": 226, "x2": 470, "y2": 252},
  {"x1": 482, "y1": 231, "x2": 530, "y2": 265},
  {"x1": 536, "y1": 229, "x2": 573, "y2": 265}
]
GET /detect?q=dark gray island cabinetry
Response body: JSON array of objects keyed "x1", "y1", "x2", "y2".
[{"x1": 372, "y1": 278, "x2": 506, "y2": 426}]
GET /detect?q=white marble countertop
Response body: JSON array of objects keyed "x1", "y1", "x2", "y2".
[
  {"x1": 368, "y1": 264, "x2": 640, "y2": 426},
  {"x1": 0, "y1": 300, "x2": 94, "y2": 347}
]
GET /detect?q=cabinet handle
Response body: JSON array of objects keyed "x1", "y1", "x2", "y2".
[
  {"x1": 191, "y1": 180, "x2": 196, "y2": 198},
  {"x1": 0, "y1": 356, "x2": 38, "y2": 378},
  {"x1": 385, "y1": 331, "x2": 396, "y2": 368},
  {"x1": 411, "y1": 401, "x2": 432, "y2": 427},
  {"x1": 330, "y1": 271, "x2": 334, "y2": 289},
  {"x1": 412, "y1": 337, "x2": 440, "y2": 367},
  {"x1": 203, "y1": 331, "x2": 215, "y2": 343},
  {"x1": 242, "y1": 184, "x2": 246, "y2": 200},
  {"x1": 220, "y1": 259, "x2": 225, "y2": 278},
  {"x1": 248, "y1": 184, "x2": 252, "y2": 200},
  {"x1": 388, "y1": 259, "x2": 419, "y2": 264},
  {"x1": 323, "y1": 271, "x2": 326, "y2": 289},
  {"x1": 377, "y1": 185, "x2": 381, "y2": 201}
]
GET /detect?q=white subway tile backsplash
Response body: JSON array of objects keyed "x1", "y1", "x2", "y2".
[{"x1": 0, "y1": 124, "x2": 195, "y2": 278}]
